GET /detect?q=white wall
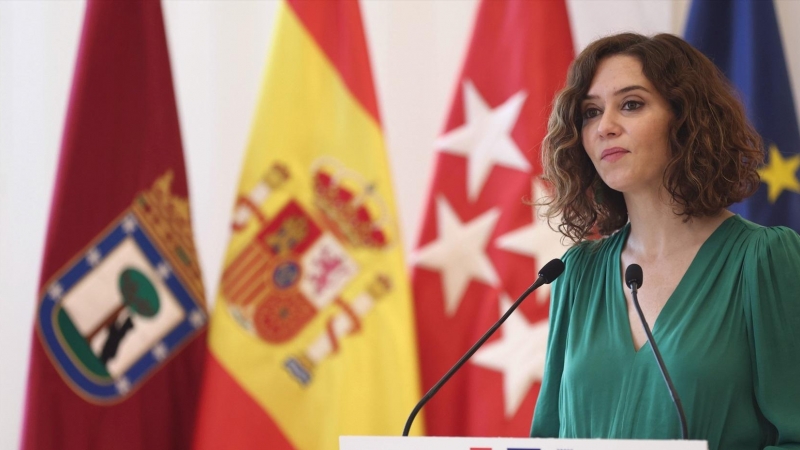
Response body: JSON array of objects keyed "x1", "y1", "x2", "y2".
[{"x1": 2, "y1": 1, "x2": 800, "y2": 448}]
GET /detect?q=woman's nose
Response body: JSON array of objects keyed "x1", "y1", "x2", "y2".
[{"x1": 597, "y1": 110, "x2": 621, "y2": 138}]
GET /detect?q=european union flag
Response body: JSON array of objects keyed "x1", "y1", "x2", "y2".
[{"x1": 685, "y1": 0, "x2": 800, "y2": 233}]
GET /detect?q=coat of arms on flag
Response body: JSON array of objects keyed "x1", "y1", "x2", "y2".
[
  {"x1": 220, "y1": 158, "x2": 394, "y2": 386},
  {"x1": 36, "y1": 173, "x2": 206, "y2": 403}
]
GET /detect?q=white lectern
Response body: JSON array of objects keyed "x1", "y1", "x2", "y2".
[{"x1": 340, "y1": 436, "x2": 708, "y2": 450}]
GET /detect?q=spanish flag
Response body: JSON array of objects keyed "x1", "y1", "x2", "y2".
[{"x1": 192, "y1": 1, "x2": 423, "y2": 449}]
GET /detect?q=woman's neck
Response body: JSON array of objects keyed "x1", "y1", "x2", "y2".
[{"x1": 622, "y1": 189, "x2": 733, "y2": 261}]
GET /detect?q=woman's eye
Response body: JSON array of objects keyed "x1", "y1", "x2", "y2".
[
  {"x1": 622, "y1": 100, "x2": 643, "y2": 111},
  {"x1": 582, "y1": 108, "x2": 601, "y2": 120}
]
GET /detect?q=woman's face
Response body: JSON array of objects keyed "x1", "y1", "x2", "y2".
[{"x1": 581, "y1": 55, "x2": 673, "y2": 196}]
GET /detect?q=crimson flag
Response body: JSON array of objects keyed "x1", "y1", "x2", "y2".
[
  {"x1": 21, "y1": 1, "x2": 207, "y2": 448},
  {"x1": 411, "y1": 0, "x2": 574, "y2": 436}
]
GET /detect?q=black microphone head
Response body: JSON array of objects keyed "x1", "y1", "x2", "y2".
[
  {"x1": 538, "y1": 259, "x2": 565, "y2": 284},
  {"x1": 625, "y1": 264, "x2": 643, "y2": 289}
]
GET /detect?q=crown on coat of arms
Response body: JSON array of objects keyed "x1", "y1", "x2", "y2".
[
  {"x1": 311, "y1": 158, "x2": 391, "y2": 249},
  {"x1": 132, "y1": 171, "x2": 204, "y2": 302}
]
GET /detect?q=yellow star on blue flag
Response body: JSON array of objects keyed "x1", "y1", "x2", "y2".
[
  {"x1": 759, "y1": 144, "x2": 800, "y2": 203},
  {"x1": 686, "y1": 0, "x2": 800, "y2": 233}
]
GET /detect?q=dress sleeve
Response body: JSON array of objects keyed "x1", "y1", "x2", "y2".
[
  {"x1": 744, "y1": 226, "x2": 800, "y2": 449},
  {"x1": 530, "y1": 245, "x2": 579, "y2": 437}
]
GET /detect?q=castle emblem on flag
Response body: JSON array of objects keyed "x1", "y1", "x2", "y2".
[
  {"x1": 37, "y1": 173, "x2": 206, "y2": 403},
  {"x1": 222, "y1": 158, "x2": 394, "y2": 385}
]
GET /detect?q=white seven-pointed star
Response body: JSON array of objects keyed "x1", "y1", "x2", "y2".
[
  {"x1": 156, "y1": 262, "x2": 172, "y2": 280},
  {"x1": 86, "y1": 248, "x2": 102, "y2": 267},
  {"x1": 414, "y1": 196, "x2": 501, "y2": 316},
  {"x1": 152, "y1": 342, "x2": 168, "y2": 362},
  {"x1": 496, "y1": 180, "x2": 569, "y2": 302},
  {"x1": 471, "y1": 294, "x2": 550, "y2": 418},
  {"x1": 436, "y1": 80, "x2": 530, "y2": 200},
  {"x1": 189, "y1": 309, "x2": 206, "y2": 328},
  {"x1": 122, "y1": 215, "x2": 137, "y2": 233},
  {"x1": 115, "y1": 377, "x2": 131, "y2": 395},
  {"x1": 48, "y1": 283, "x2": 64, "y2": 301}
]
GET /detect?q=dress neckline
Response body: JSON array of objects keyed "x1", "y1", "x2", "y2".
[{"x1": 611, "y1": 214, "x2": 741, "y2": 354}]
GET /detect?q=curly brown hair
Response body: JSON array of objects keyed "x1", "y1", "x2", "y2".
[{"x1": 539, "y1": 33, "x2": 763, "y2": 243}]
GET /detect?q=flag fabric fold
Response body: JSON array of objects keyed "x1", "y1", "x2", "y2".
[
  {"x1": 685, "y1": 0, "x2": 800, "y2": 232},
  {"x1": 21, "y1": 0, "x2": 208, "y2": 448},
  {"x1": 411, "y1": 0, "x2": 574, "y2": 437},
  {"x1": 192, "y1": 1, "x2": 423, "y2": 449}
]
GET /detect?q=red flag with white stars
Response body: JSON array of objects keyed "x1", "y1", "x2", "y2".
[{"x1": 412, "y1": 0, "x2": 574, "y2": 436}]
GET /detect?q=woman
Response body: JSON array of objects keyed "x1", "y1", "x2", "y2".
[{"x1": 530, "y1": 33, "x2": 800, "y2": 449}]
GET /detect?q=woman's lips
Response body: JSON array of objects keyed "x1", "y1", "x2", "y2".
[{"x1": 601, "y1": 147, "x2": 628, "y2": 162}]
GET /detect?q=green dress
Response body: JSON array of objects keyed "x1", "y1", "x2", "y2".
[{"x1": 531, "y1": 215, "x2": 800, "y2": 450}]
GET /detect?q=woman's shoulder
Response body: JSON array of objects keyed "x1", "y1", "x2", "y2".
[
  {"x1": 728, "y1": 215, "x2": 800, "y2": 255},
  {"x1": 724, "y1": 216, "x2": 800, "y2": 291},
  {"x1": 731, "y1": 218, "x2": 800, "y2": 347},
  {"x1": 558, "y1": 224, "x2": 628, "y2": 280}
]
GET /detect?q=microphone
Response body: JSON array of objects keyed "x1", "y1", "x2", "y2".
[
  {"x1": 625, "y1": 264, "x2": 688, "y2": 439},
  {"x1": 402, "y1": 258, "x2": 565, "y2": 436}
]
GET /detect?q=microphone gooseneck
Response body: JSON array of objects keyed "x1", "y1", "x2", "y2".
[
  {"x1": 625, "y1": 263, "x2": 688, "y2": 440},
  {"x1": 402, "y1": 258, "x2": 565, "y2": 437}
]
